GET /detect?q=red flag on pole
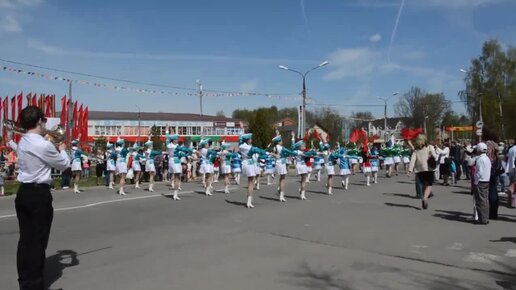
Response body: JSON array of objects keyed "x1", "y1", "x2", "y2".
[
  {"x1": 38, "y1": 94, "x2": 44, "y2": 110},
  {"x1": 3, "y1": 97, "x2": 7, "y2": 143},
  {"x1": 44, "y1": 95, "x2": 51, "y2": 117},
  {"x1": 313, "y1": 129, "x2": 321, "y2": 141},
  {"x1": 17, "y1": 92, "x2": 23, "y2": 121},
  {"x1": 72, "y1": 101, "x2": 78, "y2": 139},
  {"x1": 11, "y1": 96, "x2": 16, "y2": 121},
  {"x1": 82, "y1": 106, "x2": 88, "y2": 141},
  {"x1": 60, "y1": 96, "x2": 67, "y2": 126},
  {"x1": 31, "y1": 95, "x2": 37, "y2": 106},
  {"x1": 77, "y1": 104, "x2": 83, "y2": 140}
]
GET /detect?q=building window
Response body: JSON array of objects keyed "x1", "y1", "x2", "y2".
[
  {"x1": 203, "y1": 127, "x2": 214, "y2": 135},
  {"x1": 191, "y1": 126, "x2": 201, "y2": 135}
]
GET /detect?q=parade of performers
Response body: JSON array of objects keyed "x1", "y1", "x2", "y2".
[{"x1": 5, "y1": 123, "x2": 512, "y2": 214}]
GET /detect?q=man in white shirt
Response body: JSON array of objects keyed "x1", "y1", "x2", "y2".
[
  {"x1": 14, "y1": 106, "x2": 70, "y2": 290},
  {"x1": 506, "y1": 143, "x2": 516, "y2": 208},
  {"x1": 474, "y1": 142, "x2": 491, "y2": 225}
]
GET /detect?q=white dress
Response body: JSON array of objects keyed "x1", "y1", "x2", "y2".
[
  {"x1": 295, "y1": 150, "x2": 308, "y2": 175},
  {"x1": 132, "y1": 152, "x2": 142, "y2": 172},
  {"x1": 220, "y1": 151, "x2": 232, "y2": 174},
  {"x1": 116, "y1": 148, "x2": 128, "y2": 174},
  {"x1": 145, "y1": 149, "x2": 156, "y2": 173},
  {"x1": 106, "y1": 149, "x2": 116, "y2": 172},
  {"x1": 71, "y1": 146, "x2": 82, "y2": 171},
  {"x1": 239, "y1": 143, "x2": 257, "y2": 177},
  {"x1": 323, "y1": 151, "x2": 335, "y2": 176},
  {"x1": 274, "y1": 145, "x2": 288, "y2": 175},
  {"x1": 167, "y1": 143, "x2": 182, "y2": 174},
  {"x1": 199, "y1": 148, "x2": 214, "y2": 174}
]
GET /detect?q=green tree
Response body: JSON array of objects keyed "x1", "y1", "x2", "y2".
[
  {"x1": 149, "y1": 125, "x2": 163, "y2": 150},
  {"x1": 248, "y1": 108, "x2": 274, "y2": 148},
  {"x1": 459, "y1": 40, "x2": 516, "y2": 140},
  {"x1": 395, "y1": 87, "x2": 451, "y2": 141}
]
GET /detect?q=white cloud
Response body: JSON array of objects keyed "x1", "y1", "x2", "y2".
[
  {"x1": 0, "y1": 14, "x2": 21, "y2": 32},
  {"x1": 239, "y1": 80, "x2": 258, "y2": 92},
  {"x1": 369, "y1": 33, "x2": 382, "y2": 43},
  {"x1": 0, "y1": 0, "x2": 43, "y2": 33},
  {"x1": 324, "y1": 48, "x2": 381, "y2": 80},
  {"x1": 27, "y1": 39, "x2": 316, "y2": 65}
]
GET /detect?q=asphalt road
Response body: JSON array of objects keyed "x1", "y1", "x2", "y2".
[{"x1": 0, "y1": 173, "x2": 515, "y2": 290}]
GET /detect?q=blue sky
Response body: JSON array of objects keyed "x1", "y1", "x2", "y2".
[{"x1": 0, "y1": 0, "x2": 515, "y2": 119}]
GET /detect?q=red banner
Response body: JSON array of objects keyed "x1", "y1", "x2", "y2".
[
  {"x1": 16, "y1": 92, "x2": 22, "y2": 121},
  {"x1": 11, "y1": 96, "x2": 15, "y2": 121},
  {"x1": 60, "y1": 96, "x2": 67, "y2": 126},
  {"x1": 31, "y1": 95, "x2": 37, "y2": 107},
  {"x1": 82, "y1": 106, "x2": 88, "y2": 141},
  {"x1": 2, "y1": 97, "x2": 7, "y2": 143},
  {"x1": 77, "y1": 104, "x2": 83, "y2": 140},
  {"x1": 44, "y1": 95, "x2": 51, "y2": 117},
  {"x1": 72, "y1": 101, "x2": 78, "y2": 139}
]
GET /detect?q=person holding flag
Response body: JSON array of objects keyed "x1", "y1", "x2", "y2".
[
  {"x1": 218, "y1": 141, "x2": 234, "y2": 194},
  {"x1": 271, "y1": 133, "x2": 294, "y2": 202}
]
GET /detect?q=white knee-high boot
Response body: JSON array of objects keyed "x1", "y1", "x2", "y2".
[
  {"x1": 246, "y1": 196, "x2": 254, "y2": 208},
  {"x1": 279, "y1": 191, "x2": 286, "y2": 202},
  {"x1": 366, "y1": 176, "x2": 371, "y2": 186},
  {"x1": 173, "y1": 189, "x2": 180, "y2": 200}
]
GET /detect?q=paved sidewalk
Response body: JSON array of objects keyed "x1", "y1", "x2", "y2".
[{"x1": 0, "y1": 174, "x2": 515, "y2": 289}]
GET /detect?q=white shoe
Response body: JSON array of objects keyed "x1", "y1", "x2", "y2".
[
  {"x1": 256, "y1": 183, "x2": 260, "y2": 190},
  {"x1": 341, "y1": 181, "x2": 345, "y2": 188},
  {"x1": 119, "y1": 190, "x2": 127, "y2": 196},
  {"x1": 173, "y1": 190, "x2": 180, "y2": 200},
  {"x1": 279, "y1": 192, "x2": 286, "y2": 202},
  {"x1": 328, "y1": 187, "x2": 333, "y2": 195},
  {"x1": 149, "y1": 185, "x2": 154, "y2": 192},
  {"x1": 109, "y1": 185, "x2": 114, "y2": 190},
  {"x1": 246, "y1": 196, "x2": 254, "y2": 208},
  {"x1": 205, "y1": 188, "x2": 212, "y2": 196},
  {"x1": 300, "y1": 191, "x2": 307, "y2": 200},
  {"x1": 178, "y1": 186, "x2": 182, "y2": 191},
  {"x1": 224, "y1": 186, "x2": 230, "y2": 194}
]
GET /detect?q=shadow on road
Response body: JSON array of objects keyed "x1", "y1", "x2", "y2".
[
  {"x1": 383, "y1": 193, "x2": 419, "y2": 199},
  {"x1": 397, "y1": 181, "x2": 413, "y2": 185},
  {"x1": 307, "y1": 190, "x2": 330, "y2": 196},
  {"x1": 384, "y1": 202, "x2": 421, "y2": 211},
  {"x1": 259, "y1": 196, "x2": 280, "y2": 202},
  {"x1": 45, "y1": 250, "x2": 79, "y2": 289},
  {"x1": 451, "y1": 191, "x2": 471, "y2": 195},
  {"x1": 283, "y1": 261, "x2": 353, "y2": 290},
  {"x1": 224, "y1": 199, "x2": 247, "y2": 208},
  {"x1": 433, "y1": 210, "x2": 472, "y2": 223},
  {"x1": 490, "y1": 237, "x2": 516, "y2": 244}
]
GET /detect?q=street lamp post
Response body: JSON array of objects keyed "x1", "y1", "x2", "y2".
[
  {"x1": 279, "y1": 61, "x2": 329, "y2": 138},
  {"x1": 377, "y1": 92, "x2": 399, "y2": 139}
]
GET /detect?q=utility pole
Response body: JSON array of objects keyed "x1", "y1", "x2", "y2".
[
  {"x1": 197, "y1": 80, "x2": 203, "y2": 116},
  {"x1": 67, "y1": 81, "x2": 73, "y2": 144}
]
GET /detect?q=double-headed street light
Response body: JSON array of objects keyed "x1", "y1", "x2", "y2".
[
  {"x1": 377, "y1": 92, "x2": 399, "y2": 136},
  {"x1": 278, "y1": 61, "x2": 329, "y2": 138}
]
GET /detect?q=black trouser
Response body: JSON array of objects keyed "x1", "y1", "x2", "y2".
[
  {"x1": 15, "y1": 183, "x2": 53, "y2": 290},
  {"x1": 489, "y1": 178, "x2": 499, "y2": 219}
]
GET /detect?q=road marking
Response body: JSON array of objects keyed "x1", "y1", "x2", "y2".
[
  {"x1": 464, "y1": 252, "x2": 501, "y2": 264},
  {"x1": 505, "y1": 249, "x2": 516, "y2": 257},
  {"x1": 0, "y1": 186, "x2": 239, "y2": 220},
  {"x1": 411, "y1": 245, "x2": 429, "y2": 249}
]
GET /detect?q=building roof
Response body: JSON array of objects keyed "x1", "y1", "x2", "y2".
[
  {"x1": 88, "y1": 111, "x2": 242, "y2": 122},
  {"x1": 358, "y1": 117, "x2": 408, "y2": 129}
]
